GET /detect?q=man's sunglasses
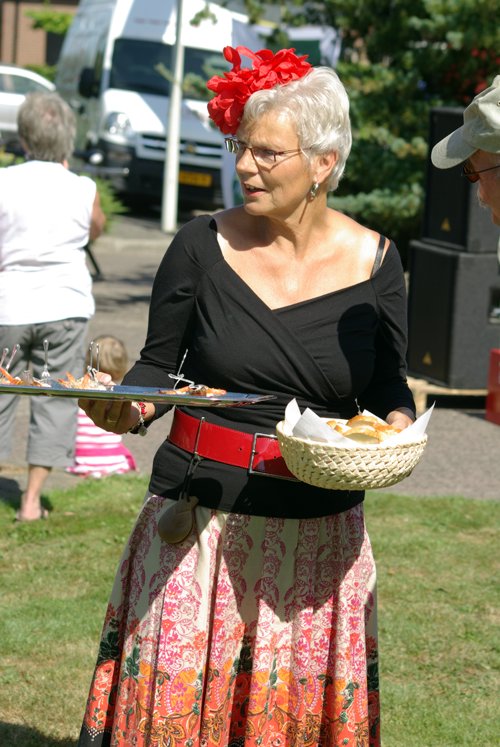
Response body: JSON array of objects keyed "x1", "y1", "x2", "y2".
[{"x1": 461, "y1": 162, "x2": 500, "y2": 183}]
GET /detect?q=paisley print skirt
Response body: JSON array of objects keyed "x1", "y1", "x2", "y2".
[{"x1": 78, "y1": 495, "x2": 380, "y2": 747}]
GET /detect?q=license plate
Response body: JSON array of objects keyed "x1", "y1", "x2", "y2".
[{"x1": 179, "y1": 171, "x2": 212, "y2": 187}]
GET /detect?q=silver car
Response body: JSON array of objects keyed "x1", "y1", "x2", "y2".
[{"x1": 0, "y1": 64, "x2": 55, "y2": 150}]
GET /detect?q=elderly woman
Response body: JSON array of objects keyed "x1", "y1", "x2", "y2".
[
  {"x1": 78, "y1": 48, "x2": 415, "y2": 747},
  {"x1": 0, "y1": 91, "x2": 105, "y2": 520}
]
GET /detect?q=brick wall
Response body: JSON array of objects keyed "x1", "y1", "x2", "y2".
[{"x1": 0, "y1": 1, "x2": 78, "y2": 67}]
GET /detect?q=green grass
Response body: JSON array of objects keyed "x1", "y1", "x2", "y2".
[
  {"x1": 366, "y1": 494, "x2": 499, "y2": 746},
  {"x1": 0, "y1": 480, "x2": 498, "y2": 746},
  {"x1": 0, "y1": 475, "x2": 149, "y2": 747}
]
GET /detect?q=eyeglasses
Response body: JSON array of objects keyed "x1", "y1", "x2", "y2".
[
  {"x1": 224, "y1": 137, "x2": 305, "y2": 165},
  {"x1": 461, "y1": 162, "x2": 500, "y2": 183}
]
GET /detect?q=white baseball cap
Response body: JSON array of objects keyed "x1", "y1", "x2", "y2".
[{"x1": 431, "y1": 75, "x2": 500, "y2": 169}]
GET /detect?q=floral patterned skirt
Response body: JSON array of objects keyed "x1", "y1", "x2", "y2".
[{"x1": 78, "y1": 495, "x2": 380, "y2": 747}]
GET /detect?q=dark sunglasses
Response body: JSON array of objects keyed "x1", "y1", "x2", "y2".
[{"x1": 461, "y1": 162, "x2": 500, "y2": 183}]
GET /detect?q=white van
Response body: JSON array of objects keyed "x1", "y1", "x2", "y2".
[{"x1": 55, "y1": 0, "x2": 260, "y2": 209}]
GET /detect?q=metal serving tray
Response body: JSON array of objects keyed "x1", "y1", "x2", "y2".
[{"x1": 0, "y1": 382, "x2": 274, "y2": 408}]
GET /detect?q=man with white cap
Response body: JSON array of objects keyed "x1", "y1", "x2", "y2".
[{"x1": 431, "y1": 75, "x2": 500, "y2": 226}]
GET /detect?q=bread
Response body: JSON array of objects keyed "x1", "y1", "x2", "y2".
[
  {"x1": 345, "y1": 414, "x2": 380, "y2": 428},
  {"x1": 341, "y1": 425, "x2": 381, "y2": 443},
  {"x1": 327, "y1": 420, "x2": 350, "y2": 435},
  {"x1": 327, "y1": 414, "x2": 401, "y2": 443}
]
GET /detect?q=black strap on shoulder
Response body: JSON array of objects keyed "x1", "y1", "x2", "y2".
[{"x1": 370, "y1": 234, "x2": 387, "y2": 277}]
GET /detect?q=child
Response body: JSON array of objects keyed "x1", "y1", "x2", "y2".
[{"x1": 66, "y1": 335, "x2": 137, "y2": 478}]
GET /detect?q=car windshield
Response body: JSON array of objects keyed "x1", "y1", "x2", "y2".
[
  {"x1": 0, "y1": 70, "x2": 52, "y2": 95},
  {"x1": 109, "y1": 38, "x2": 229, "y2": 101}
]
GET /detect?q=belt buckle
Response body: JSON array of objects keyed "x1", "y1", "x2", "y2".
[{"x1": 248, "y1": 432, "x2": 296, "y2": 481}]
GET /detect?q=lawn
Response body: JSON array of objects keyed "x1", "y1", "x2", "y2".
[{"x1": 0, "y1": 477, "x2": 498, "y2": 746}]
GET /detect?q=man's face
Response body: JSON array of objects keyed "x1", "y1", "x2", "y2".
[{"x1": 468, "y1": 150, "x2": 500, "y2": 226}]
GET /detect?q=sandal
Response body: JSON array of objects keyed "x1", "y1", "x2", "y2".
[{"x1": 14, "y1": 507, "x2": 49, "y2": 522}]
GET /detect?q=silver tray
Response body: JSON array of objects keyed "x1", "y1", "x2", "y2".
[{"x1": 0, "y1": 381, "x2": 274, "y2": 407}]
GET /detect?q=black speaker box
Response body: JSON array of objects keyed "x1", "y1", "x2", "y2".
[
  {"x1": 422, "y1": 107, "x2": 500, "y2": 253},
  {"x1": 407, "y1": 240, "x2": 500, "y2": 388}
]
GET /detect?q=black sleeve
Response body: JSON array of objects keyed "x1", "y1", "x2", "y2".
[
  {"x1": 358, "y1": 243, "x2": 416, "y2": 419},
  {"x1": 121, "y1": 217, "x2": 209, "y2": 418}
]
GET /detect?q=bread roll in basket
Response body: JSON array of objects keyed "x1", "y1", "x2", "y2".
[{"x1": 276, "y1": 413, "x2": 427, "y2": 491}]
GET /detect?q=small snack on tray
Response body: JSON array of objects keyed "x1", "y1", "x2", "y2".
[
  {"x1": 0, "y1": 367, "x2": 49, "y2": 387},
  {"x1": 57, "y1": 371, "x2": 112, "y2": 391},
  {"x1": 159, "y1": 384, "x2": 227, "y2": 397},
  {"x1": 327, "y1": 413, "x2": 401, "y2": 444},
  {"x1": 0, "y1": 367, "x2": 24, "y2": 386}
]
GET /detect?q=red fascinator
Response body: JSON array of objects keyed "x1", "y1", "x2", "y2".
[{"x1": 207, "y1": 46, "x2": 312, "y2": 135}]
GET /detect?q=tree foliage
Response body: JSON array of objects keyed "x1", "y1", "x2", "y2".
[
  {"x1": 25, "y1": 8, "x2": 73, "y2": 36},
  {"x1": 27, "y1": 1, "x2": 499, "y2": 260},
  {"x1": 24, "y1": 8, "x2": 74, "y2": 82},
  {"x1": 240, "y1": 0, "x2": 499, "y2": 263}
]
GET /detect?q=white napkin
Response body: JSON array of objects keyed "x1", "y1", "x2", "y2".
[{"x1": 283, "y1": 399, "x2": 433, "y2": 448}]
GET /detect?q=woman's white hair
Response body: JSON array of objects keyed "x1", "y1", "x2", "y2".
[
  {"x1": 240, "y1": 66, "x2": 352, "y2": 192},
  {"x1": 17, "y1": 91, "x2": 76, "y2": 163}
]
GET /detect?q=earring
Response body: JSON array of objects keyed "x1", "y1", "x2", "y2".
[{"x1": 310, "y1": 181, "x2": 320, "y2": 199}]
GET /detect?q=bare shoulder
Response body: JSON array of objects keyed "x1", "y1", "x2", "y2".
[
  {"x1": 212, "y1": 206, "x2": 247, "y2": 230},
  {"x1": 212, "y1": 207, "x2": 258, "y2": 252},
  {"x1": 332, "y1": 211, "x2": 390, "y2": 267}
]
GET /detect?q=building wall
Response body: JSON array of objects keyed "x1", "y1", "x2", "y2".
[{"x1": 1, "y1": 1, "x2": 78, "y2": 66}]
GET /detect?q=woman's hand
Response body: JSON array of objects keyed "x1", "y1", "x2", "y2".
[
  {"x1": 77, "y1": 373, "x2": 148, "y2": 434},
  {"x1": 386, "y1": 407, "x2": 415, "y2": 431},
  {"x1": 79, "y1": 396, "x2": 140, "y2": 434}
]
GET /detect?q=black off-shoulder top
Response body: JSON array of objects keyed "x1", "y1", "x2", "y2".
[{"x1": 123, "y1": 215, "x2": 415, "y2": 518}]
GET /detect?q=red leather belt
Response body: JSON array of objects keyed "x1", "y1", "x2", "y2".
[{"x1": 168, "y1": 409, "x2": 297, "y2": 480}]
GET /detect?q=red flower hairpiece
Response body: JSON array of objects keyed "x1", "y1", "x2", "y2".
[{"x1": 207, "y1": 46, "x2": 312, "y2": 135}]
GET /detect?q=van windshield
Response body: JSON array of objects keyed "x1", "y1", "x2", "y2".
[{"x1": 109, "y1": 38, "x2": 229, "y2": 101}]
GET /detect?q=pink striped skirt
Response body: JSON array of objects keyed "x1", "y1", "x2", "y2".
[{"x1": 78, "y1": 495, "x2": 380, "y2": 746}]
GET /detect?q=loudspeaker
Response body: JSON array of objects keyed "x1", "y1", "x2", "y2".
[
  {"x1": 407, "y1": 240, "x2": 500, "y2": 388},
  {"x1": 422, "y1": 107, "x2": 500, "y2": 253}
]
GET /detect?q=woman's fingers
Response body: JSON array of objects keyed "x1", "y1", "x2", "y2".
[
  {"x1": 78, "y1": 398, "x2": 132, "y2": 433},
  {"x1": 102, "y1": 401, "x2": 130, "y2": 431}
]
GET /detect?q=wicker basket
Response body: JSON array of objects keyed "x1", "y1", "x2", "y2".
[{"x1": 276, "y1": 420, "x2": 427, "y2": 491}]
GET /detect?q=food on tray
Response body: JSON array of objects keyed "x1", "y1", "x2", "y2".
[
  {"x1": 0, "y1": 367, "x2": 24, "y2": 385},
  {"x1": 0, "y1": 367, "x2": 50, "y2": 387},
  {"x1": 57, "y1": 371, "x2": 112, "y2": 391},
  {"x1": 159, "y1": 384, "x2": 227, "y2": 397},
  {"x1": 327, "y1": 414, "x2": 401, "y2": 444}
]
